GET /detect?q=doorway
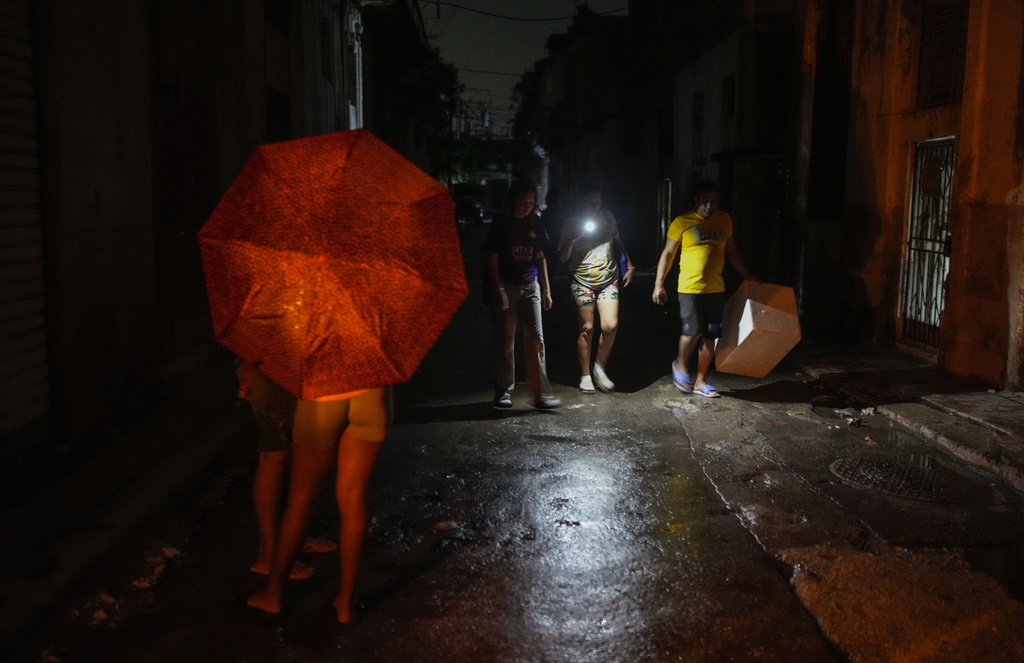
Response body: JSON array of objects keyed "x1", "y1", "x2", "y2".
[{"x1": 901, "y1": 137, "x2": 954, "y2": 349}]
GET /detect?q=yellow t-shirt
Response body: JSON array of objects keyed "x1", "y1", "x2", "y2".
[{"x1": 666, "y1": 210, "x2": 732, "y2": 294}]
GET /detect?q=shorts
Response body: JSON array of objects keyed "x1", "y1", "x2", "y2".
[
  {"x1": 571, "y1": 280, "x2": 619, "y2": 308},
  {"x1": 236, "y1": 358, "x2": 296, "y2": 453},
  {"x1": 253, "y1": 410, "x2": 293, "y2": 453},
  {"x1": 678, "y1": 292, "x2": 726, "y2": 339}
]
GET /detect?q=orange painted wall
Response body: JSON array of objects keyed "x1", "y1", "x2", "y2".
[
  {"x1": 945, "y1": 0, "x2": 1024, "y2": 388},
  {"x1": 844, "y1": 0, "x2": 1024, "y2": 387}
]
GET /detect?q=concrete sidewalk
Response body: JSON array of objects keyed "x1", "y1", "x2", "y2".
[
  {"x1": 788, "y1": 344, "x2": 1024, "y2": 494},
  {"x1": 881, "y1": 391, "x2": 1024, "y2": 494}
]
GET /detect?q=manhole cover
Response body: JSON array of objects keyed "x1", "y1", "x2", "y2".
[{"x1": 829, "y1": 455, "x2": 949, "y2": 502}]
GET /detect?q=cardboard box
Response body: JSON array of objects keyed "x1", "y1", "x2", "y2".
[{"x1": 715, "y1": 282, "x2": 801, "y2": 378}]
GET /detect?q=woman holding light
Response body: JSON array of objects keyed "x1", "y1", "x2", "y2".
[{"x1": 558, "y1": 187, "x2": 634, "y2": 393}]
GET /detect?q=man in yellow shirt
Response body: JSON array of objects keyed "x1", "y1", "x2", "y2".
[{"x1": 652, "y1": 180, "x2": 758, "y2": 397}]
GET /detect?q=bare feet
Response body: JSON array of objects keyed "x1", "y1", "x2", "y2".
[
  {"x1": 332, "y1": 596, "x2": 353, "y2": 624},
  {"x1": 247, "y1": 591, "x2": 281, "y2": 614}
]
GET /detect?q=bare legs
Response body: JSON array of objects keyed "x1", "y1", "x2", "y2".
[
  {"x1": 247, "y1": 442, "x2": 333, "y2": 614},
  {"x1": 251, "y1": 450, "x2": 289, "y2": 571},
  {"x1": 676, "y1": 334, "x2": 715, "y2": 391},
  {"x1": 575, "y1": 298, "x2": 619, "y2": 376},
  {"x1": 248, "y1": 388, "x2": 390, "y2": 623},
  {"x1": 333, "y1": 431, "x2": 383, "y2": 623}
]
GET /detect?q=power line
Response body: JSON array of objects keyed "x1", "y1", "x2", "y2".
[
  {"x1": 458, "y1": 67, "x2": 522, "y2": 78},
  {"x1": 418, "y1": 1, "x2": 628, "y2": 22}
]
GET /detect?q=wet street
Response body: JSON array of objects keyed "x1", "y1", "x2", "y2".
[{"x1": 11, "y1": 224, "x2": 1024, "y2": 662}]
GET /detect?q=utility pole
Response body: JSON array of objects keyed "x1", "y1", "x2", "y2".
[
  {"x1": 448, "y1": 81, "x2": 456, "y2": 187},
  {"x1": 792, "y1": 0, "x2": 821, "y2": 316}
]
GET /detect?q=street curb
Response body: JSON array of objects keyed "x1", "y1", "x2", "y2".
[
  {"x1": 878, "y1": 402, "x2": 1024, "y2": 495},
  {"x1": 921, "y1": 392, "x2": 1024, "y2": 441}
]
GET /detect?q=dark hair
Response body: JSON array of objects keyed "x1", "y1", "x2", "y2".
[
  {"x1": 694, "y1": 180, "x2": 718, "y2": 197},
  {"x1": 504, "y1": 179, "x2": 538, "y2": 212}
]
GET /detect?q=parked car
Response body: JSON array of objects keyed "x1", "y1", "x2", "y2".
[{"x1": 452, "y1": 192, "x2": 484, "y2": 224}]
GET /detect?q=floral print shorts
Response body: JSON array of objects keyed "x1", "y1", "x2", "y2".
[{"x1": 571, "y1": 281, "x2": 619, "y2": 308}]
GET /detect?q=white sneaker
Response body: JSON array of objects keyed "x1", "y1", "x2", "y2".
[
  {"x1": 579, "y1": 375, "x2": 596, "y2": 394},
  {"x1": 534, "y1": 394, "x2": 562, "y2": 409},
  {"x1": 593, "y1": 364, "x2": 614, "y2": 392}
]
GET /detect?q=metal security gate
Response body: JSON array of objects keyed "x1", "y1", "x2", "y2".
[
  {"x1": 901, "y1": 138, "x2": 954, "y2": 348},
  {"x1": 0, "y1": 0, "x2": 49, "y2": 439}
]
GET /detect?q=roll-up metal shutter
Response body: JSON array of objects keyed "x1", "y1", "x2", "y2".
[{"x1": 0, "y1": 0, "x2": 49, "y2": 438}]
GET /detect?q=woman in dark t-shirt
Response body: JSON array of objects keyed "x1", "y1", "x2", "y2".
[{"x1": 484, "y1": 180, "x2": 560, "y2": 410}]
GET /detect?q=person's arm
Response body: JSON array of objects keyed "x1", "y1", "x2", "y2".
[
  {"x1": 558, "y1": 216, "x2": 583, "y2": 263},
  {"x1": 652, "y1": 237, "x2": 680, "y2": 304},
  {"x1": 608, "y1": 212, "x2": 635, "y2": 287},
  {"x1": 486, "y1": 251, "x2": 508, "y2": 310},
  {"x1": 535, "y1": 251, "x2": 553, "y2": 311},
  {"x1": 725, "y1": 236, "x2": 760, "y2": 283}
]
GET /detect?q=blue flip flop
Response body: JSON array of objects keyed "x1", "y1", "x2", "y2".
[
  {"x1": 671, "y1": 361, "x2": 693, "y2": 393},
  {"x1": 696, "y1": 385, "x2": 720, "y2": 398}
]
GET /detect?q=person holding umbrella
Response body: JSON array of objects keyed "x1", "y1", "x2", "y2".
[
  {"x1": 200, "y1": 130, "x2": 469, "y2": 624},
  {"x1": 234, "y1": 358, "x2": 338, "y2": 581},
  {"x1": 485, "y1": 180, "x2": 561, "y2": 410},
  {"x1": 247, "y1": 387, "x2": 391, "y2": 624}
]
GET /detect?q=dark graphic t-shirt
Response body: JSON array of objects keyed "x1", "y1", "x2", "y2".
[{"x1": 484, "y1": 213, "x2": 547, "y2": 285}]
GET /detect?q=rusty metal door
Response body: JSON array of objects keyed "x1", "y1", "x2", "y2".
[{"x1": 901, "y1": 138, "x2": 954, "y2": 348}]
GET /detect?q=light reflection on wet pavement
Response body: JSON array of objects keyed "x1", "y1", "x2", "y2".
[{"x1": 333, "y1": 390, "x2": 839, "y2": 662}]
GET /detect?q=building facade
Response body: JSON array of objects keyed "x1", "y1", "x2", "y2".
[
  {"x1": 0, "y1": 0, "x2": 440, "y2": 451},
  {"x1": 839, "y1": 0, "x2": 1024, "y2": 387},
  {"x1": 518, "y1": 0, "x2": 1024, "y2": 388}
]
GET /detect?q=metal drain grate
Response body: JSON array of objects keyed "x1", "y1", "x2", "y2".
[{"x1": 829, "y1": 455, "x2": 949, "y2": 502}]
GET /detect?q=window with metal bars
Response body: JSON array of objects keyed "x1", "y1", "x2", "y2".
[{"x1": 916, "y1": 0, "x2": 969, "y2": 109}]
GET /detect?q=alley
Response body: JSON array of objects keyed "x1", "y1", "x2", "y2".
[{"x1": 9, "y1": 224, "x2": 1024, "y2": 663}]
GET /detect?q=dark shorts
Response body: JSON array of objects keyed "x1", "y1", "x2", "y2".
[
  {"x1": 678, "y1": 292, "x2": 726, "y2": 339},
  {"x1": 236, "y1": 359, "x2": 296, "y2": 453},
  {"x1": 252, "y1": 410, "x2": 293, "y2": 453}
]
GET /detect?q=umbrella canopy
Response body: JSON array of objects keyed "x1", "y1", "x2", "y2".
[{"x1": 199, "y1": 129, "x2": 467, "y2": 399}]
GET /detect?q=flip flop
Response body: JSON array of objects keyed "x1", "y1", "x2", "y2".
[
  {"x1": 671, "y1": 361, "x2": 694, "y2": 393},
  {"x1": 250, "y1": 560, "x2": 315, "y2": 580},
  {"x1": 302, "y1": 537, "x2": 338, "y2": 554},
  {"x1": 696, "y1": 385, "x2": 720, "y2": 398}
]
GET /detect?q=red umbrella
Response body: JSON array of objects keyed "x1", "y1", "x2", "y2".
[{"x1": 199, "y1": 129, "x2": 467, "y2": 399}]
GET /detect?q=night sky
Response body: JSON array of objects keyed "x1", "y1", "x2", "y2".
[{"x1": 422, "y1": 0, "x2": 629, "y2": 137}]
